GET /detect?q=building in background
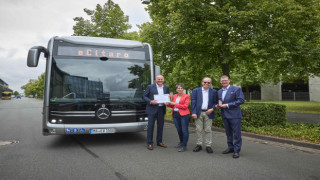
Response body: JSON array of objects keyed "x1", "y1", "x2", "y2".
[
  {"x1": 242, "y1": 76, "x2": 320, "y2": 102},
  {"x1": 0, "y1": 78, "x2": 13, "y2": 99}
]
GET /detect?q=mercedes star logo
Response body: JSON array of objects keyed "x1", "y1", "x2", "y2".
[{"x1": 96, "y1": 105, "x2": 111, "y2": 120}]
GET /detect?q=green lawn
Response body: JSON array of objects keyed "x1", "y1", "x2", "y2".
[
  {"x1": 243, "y1": 123, "x2": 320, "y2": 144},
  {"x1": 250, "y1": 101, "x2": 320, "y2": 114}
]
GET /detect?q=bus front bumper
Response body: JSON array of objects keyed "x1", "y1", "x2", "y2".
[{"x1": 43, "y1": 122, "x2": 148, "y2": 135}]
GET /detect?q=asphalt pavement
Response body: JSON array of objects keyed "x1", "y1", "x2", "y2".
[{"x1": 286, "y1": 112, "x2": 320, "y2": 124}]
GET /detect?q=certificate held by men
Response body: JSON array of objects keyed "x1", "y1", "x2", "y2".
[{"x1": 154, "y1": 94, "x2": 170, "y2": 103}]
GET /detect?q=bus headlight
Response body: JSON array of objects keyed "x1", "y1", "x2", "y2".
[
  {"x1": 139, "y1": 117, "x2": 143, "y2": 121},
  {"x1": 58, "y1": 119, "x2": 63, "y2": 123},
  {"x1": 51, "y1": 119, "x2": 57, "y2": 123},
  {"x1": 144, "y1": 117, "x2": 148, "y2": 121}
]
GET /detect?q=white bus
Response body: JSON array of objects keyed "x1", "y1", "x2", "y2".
[{"x1": 27, "y1": 36, "x2": 158, "y2": 135}]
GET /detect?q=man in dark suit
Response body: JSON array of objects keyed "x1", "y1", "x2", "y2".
[
  {"x1": 143, "y1": 75, "x2": 170, "y2": 150},
  {"x1": 216, "y1": 75, "x2": 245, "y2": 158},
  {"x1": 191, "y1": 77, "x2": 218, "y2": 153}
]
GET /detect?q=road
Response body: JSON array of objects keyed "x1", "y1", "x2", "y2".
[
  {"x1": 0, "y1": 98, "x2": 319, "y2": 180},
  {"x1": 286, "y1": 112, "x2": 320, "y2": 124}
]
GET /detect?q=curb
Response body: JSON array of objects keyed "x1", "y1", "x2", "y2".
[{"x1": 165, "y1": 119, "x2": 320, "y2": 150}]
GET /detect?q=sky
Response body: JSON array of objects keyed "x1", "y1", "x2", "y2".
[{"x1": 0, "y1": 0, "x2": 151, "y2": 93}]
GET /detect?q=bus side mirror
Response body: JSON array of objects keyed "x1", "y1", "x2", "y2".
[{"x1": 27, "y1": 46, "x2": 48, "y2": 67}]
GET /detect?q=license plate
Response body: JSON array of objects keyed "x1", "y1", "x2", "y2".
[{"x1": 90, "y1": 128, "x2": 115, "y2": 134}]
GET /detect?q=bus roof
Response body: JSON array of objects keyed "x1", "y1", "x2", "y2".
[{"x1": 55, "y1": 36, "x2": 145, "y2": 48}]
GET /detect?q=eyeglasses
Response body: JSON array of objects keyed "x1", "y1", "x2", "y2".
[{"x1": 203, "y1": 82, "x2": 211, "y2": 84}]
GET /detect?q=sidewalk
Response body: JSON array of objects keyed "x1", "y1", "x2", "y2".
[{"x1": 286, "y1": 112, "x2": 320, "y2": 124}]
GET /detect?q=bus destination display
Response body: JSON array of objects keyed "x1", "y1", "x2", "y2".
[{"x1": 58, "y1": 46, "x2": 145, "y2": 60}]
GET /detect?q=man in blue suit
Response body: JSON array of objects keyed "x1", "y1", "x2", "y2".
[
  {"x1": 191, "y1": 77, "x2": 218, "y2": 153},
  {"x1": 143, "y1": 75, "x2": 170, "y2": 150},
  {"x1": 216, "y1": 75, "x2": 245, "y2": 158}
]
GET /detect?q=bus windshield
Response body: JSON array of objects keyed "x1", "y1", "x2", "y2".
[
  {"x1": 50, "y1": 57, "x2": 150, "y2": 103},
  {"x1": 2, "y1": 92, "x2": 11, "y2": 96}
]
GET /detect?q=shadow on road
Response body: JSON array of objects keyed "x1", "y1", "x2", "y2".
[{"x1": 47, "y1": 132, "x2": 146, "y2": 148}]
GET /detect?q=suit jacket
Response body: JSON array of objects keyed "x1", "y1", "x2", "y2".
[
  {"x1": 191, "y1": 87, "x2": 218, "y2": 119},
  {"x1": 218, "y1": 85, "x2": 245, "y2": 119},
  {"x1": 142, "y1": 83, "x2": 170, "y2": 115},
  {"x1": 167, "y1": 93, "x2": 190, "y2": 116}
]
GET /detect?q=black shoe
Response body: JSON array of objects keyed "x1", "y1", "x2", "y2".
[
  {"x1": 206, "y1": 147, "x2": 213, "y2": 153},
  {"x1": 233, "y1": 152, "x2": 240, "y2": 158},
  {"x1": 193, "y1": 145, "x2": 202, "y2": 152},
  {"x1": 222, "y1": 148, "x2": 234, "y2": 154}
]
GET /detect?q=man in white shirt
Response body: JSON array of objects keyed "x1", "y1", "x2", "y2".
[
  {"x1": 143, "y1": 75, "x2": 170, "y2": 150},
  {"x1": 191, "y1": 77, "x2": 218, "y2": 153}
]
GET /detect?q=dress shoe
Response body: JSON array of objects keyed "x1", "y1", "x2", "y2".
[
  {"x1": 157, "y1": 142, "x2": 167, "y2": 148},
  {"x1": 147, "y1": 145, "x2": 153, "y2": 150},
  {"x1": 178, "y1": 147, "x2": 186, "y2": 152},
  {"x1": 193, "y1": 145, "x2": 202, "y2": 152},
  {"x1": 206, "y1": 147, "x2": 213, "y2": 153},
  {"x1": 233, "y1": 152, "x2": 240, "y2": 158},
  {"x1": 222, "y1": 148, "x2": 234, "y2": 154}
]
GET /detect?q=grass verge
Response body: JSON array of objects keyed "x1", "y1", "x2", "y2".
[{"x1": 242, "y1": 122, "x2": 320, "y2": 144}]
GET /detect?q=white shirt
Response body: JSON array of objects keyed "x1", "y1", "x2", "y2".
[
  {"x1": 201, "y1": 87, "x2": 209, "y2": 110},
  {"x1": 156, "y1": 84, "x2": 164, "y2": 95},
  {"x1": 222, "y1": 85, "x2": 230, "y2": 101},
  {"x1": 222, "y1": 85, "x2": 230, "y2": 108},
  {"x1": 174, "y1": 97, "x2": 180, "y2": 112},
  {"x1": 156, "y1": 84, "x2": 164, "y2": 106}
]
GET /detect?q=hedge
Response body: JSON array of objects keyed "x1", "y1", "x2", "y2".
[{"x1": 213, "y1": 103, "x2": 286, "y2": 128}]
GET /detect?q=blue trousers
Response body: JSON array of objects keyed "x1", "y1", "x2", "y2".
[
  {"x1": 222, "y1": 118, "x2": 242, "y2": 153},
  {"x1": 147, "y1": 107, "x2": 165, "y2": 145},
  {"x1": 173, "y1": 112, "x2": 189, "y2": 147}
]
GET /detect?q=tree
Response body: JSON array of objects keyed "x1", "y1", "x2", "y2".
[
  {"x1": 140, "y1": 0, "x2": 320, "y2": 90},
  {"x1": 21, "y1": 73, "x2": 45, "y2": 97},
  {"x1": 73, "y1": 0, "x2": 132, "y2": 39},
  {"x1": 13, "y1": 91, "x2": 19, "y2": 96}
]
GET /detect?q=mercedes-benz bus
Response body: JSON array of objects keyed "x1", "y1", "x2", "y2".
[{"x1": 27, "y1": 36, "x2": 158, "y2": 135}]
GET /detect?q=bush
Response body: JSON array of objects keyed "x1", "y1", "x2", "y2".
[
  {"x1": 241, "y1": 103, "x2": 286, "y2": 127},
  {"x1": 213, "y1": 103, "x2": 286, "y2": 128},
  {"x1": 212, "y1": 109, "x2": 224, "y2": 127}
]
